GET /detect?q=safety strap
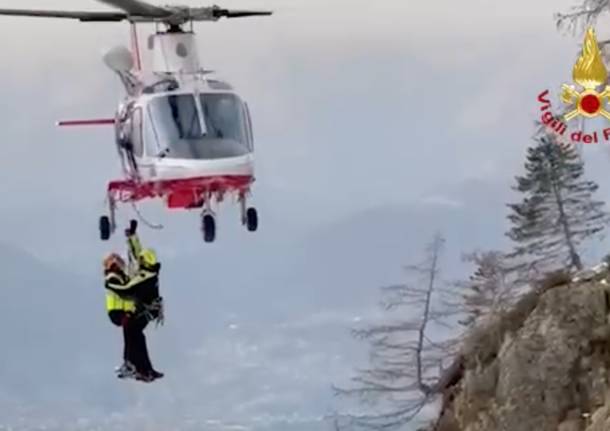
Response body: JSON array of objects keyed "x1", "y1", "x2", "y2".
[{"x1": 137, "y1": 297, "x2": 165, "y2": 327}]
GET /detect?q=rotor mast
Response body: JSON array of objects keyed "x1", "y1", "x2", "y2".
[{"x1": 150, "y1": 23, "x2": 202, "y2": 74}]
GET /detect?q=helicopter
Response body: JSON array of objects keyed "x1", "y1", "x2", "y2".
[{"x1": 0, "y1": 0, "x2": 272, "y2": 242}]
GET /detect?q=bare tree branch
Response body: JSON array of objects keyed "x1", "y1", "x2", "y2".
[
  {"x1": 555, "y1": 0, "x2": 610, "y2": 33},
  {"x1": 333, "y1": 232, "x2": 461, "y2": 430}
]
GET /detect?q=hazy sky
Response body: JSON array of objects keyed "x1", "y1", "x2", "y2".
[
  {"x1": 2, "y1": 0, "x2": 606, "y2": 265},
  {"x1": 0, "y1": 1, "x2": 592, "y2": 211}
]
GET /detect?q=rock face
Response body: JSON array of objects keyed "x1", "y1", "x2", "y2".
[{"x1": 433, "y1": 277, "x2": 610, "y2": 431}]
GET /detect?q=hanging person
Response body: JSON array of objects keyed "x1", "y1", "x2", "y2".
[
  {"x1": 103, "y1": 253, "x2": 138, "y2": 379},
  {"x1": 103, "y1": 220, "x2": 164, "y2": 382}
]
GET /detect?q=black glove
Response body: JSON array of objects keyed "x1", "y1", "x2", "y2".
[{"x1": 125, "y1": 219, "x2": 138, "y2": 236}]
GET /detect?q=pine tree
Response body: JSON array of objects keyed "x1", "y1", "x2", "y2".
[
  {"x1": 457, "y1": 250, "x2": 516, "y2": 328},
  {"x1": 506, "y1": 132, "x2": 610, "y2": 275}
]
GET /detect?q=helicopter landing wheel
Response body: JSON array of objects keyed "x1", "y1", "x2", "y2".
[
  {"x1": 100, "y1": 215, "x2": 111, "y2": 241},
  {"x1": 246, "y1": 207, "x2": 258, "y2": 232},
  {"x1": 202, "y1": 214, "x2": 216, "y2": 243}
]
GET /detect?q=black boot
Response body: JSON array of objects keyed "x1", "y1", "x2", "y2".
[
  {"x1": 115, "y1": 362, "x2": 136, "y2": 379},
  {"x1": 151, "y1": 369, "x2": 164, "y2": 379},
  {"x1": 135, "y1": 371, "x2": 155, "y2": 383}
]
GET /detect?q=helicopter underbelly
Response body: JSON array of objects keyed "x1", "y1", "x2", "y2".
[{"x1": 136, "y1": 154, "x2": 254, "y2": 182}]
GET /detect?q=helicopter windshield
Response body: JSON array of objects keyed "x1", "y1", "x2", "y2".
[{"x1": 146, "y1": 93, "x2": 250, "y2": 159}]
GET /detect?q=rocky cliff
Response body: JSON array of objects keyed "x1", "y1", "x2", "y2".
[{"x1": 432, "y1": 271, "x2": 610, "y2": 431}]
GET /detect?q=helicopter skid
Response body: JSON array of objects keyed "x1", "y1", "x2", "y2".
[{"x1": 107, "y1": 174, "x2": 254, "y2": 208}]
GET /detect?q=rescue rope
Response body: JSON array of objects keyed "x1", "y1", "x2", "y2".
[{"x1": 130, "y1": 202, "x2": 164, "y2": 230}]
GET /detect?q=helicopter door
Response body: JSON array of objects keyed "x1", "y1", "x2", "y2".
[
  {"x1": 117, "y1": 114, "x2": 137, "y2": 177},
  {"x1": 244, "y1": 102, "x2": 254, "y2": 151},
  {"x1": 137, "y1": 105, "x2": 162, "y2": 179},
  {"x1": 119, "y1": 108, "x2": 144, "y2": 177}
]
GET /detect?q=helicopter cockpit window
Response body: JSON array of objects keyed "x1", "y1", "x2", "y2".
[{"x1": 146, "y1": 93, "x2": 250, "y2": 160}]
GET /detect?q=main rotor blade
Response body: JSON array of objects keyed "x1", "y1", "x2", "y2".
[
  {"x1": 214, "y1": 9, "x2": 273, "y2": 18},
  {"x1": 0, "y1": 9, "x2": 127, "y2": 21},
  {"x1": 95, "y1": 0, "x2": 170, "y2": 17},
  {"x1": 0, "y1": 4, "x2": 273, "y2": 25}
]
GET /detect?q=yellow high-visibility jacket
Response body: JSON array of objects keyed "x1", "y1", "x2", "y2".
[
  {"x1": 105, "y1": 272, "x2": 136, "y2": 313},
  {"x1": 106, "y1": 233, "x2": 160, "y2": 315},
  {"x1": 106, "y1": 267, "x2": 157, "y2": 298}
]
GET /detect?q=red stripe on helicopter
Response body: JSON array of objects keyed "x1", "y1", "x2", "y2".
[{"x1": 108, "y1": 175, "x2": 254, "y2": 208}]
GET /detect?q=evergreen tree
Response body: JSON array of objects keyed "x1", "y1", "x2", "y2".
[
  {"x1": 506, "y1": 133, "x2": 609, "y2": 275},
  {"x1": 456, "y1": 250, "x2": 516, "y2": 328}
]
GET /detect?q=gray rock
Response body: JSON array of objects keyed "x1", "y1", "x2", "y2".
[{"x1": 439, "y1": 281, "x2": 610, "y2": 431}]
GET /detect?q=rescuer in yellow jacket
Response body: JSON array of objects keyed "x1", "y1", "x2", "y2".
[{"x1": 103, "y1": 220, "x2": 164, "y2": 382}]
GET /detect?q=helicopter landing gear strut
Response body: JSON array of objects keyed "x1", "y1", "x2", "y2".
[
  {"x1": 239, "y1": 192, "x2": 258, "y2": 232},
  {"x1": 99, "y1": 196, "x2": 117, "y2": 241},
  {"x1": 201, "y1": 197, "x2": 216, "y2": 243}
]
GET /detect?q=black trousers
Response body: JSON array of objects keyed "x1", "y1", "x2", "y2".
[{"x1": 108, "y1": 310, "x2": 153, "y2": 373}]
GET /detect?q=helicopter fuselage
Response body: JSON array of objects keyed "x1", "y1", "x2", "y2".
[
  {"x1": 112, "y1": 29, "x2": 255, "y2": 185},
  {"x1": 115, "y1": 81, "x2": 255, "y2": 184},
  {"x1": 107, "y1": 73, "x2": 256, "y2": 212}
]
